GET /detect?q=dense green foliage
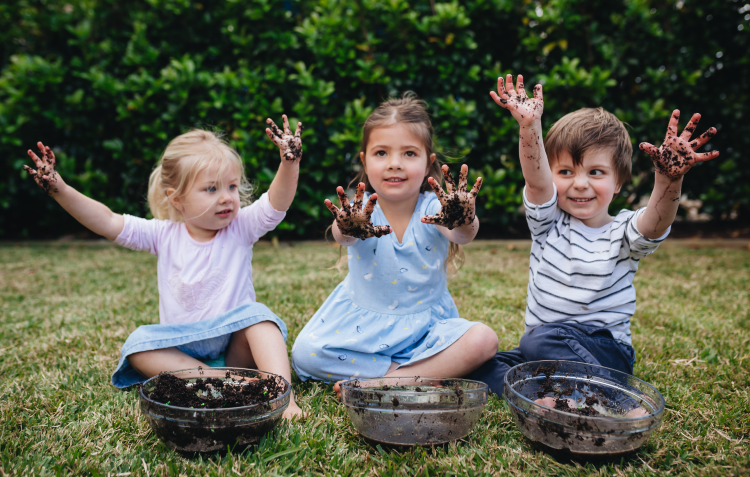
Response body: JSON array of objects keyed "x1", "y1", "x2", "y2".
[{"x1": 1, "y1": 0, "x2": 747, "y2": 238}]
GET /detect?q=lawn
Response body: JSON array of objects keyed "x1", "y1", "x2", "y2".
[{"x1": 1, "y1": 241, "x2": 748, "y2": 476}]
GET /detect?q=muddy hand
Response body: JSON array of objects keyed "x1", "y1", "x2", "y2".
[
  {"x1": 490, "y1": 74, "x2": 544, "y2": 126},
  {"x1": 639, "y1": 110, "x2": 719, "y2": 181},
  {"x1": 421, "y1": 165, "x2": 482, "y2": 230},
  {"x1": 324, "y1": 183, "x2": 391, "y2": 240},
  {"x1": 23, "y1": 141, "x2": 60, "y2": 195},
  {"x1": 265, "y1": 115, "x2": 303, "y2": 162}
]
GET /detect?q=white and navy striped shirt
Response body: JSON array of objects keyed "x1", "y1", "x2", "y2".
[{"x1": 524, "y1": 185, "x2": 668, "y2": 346}]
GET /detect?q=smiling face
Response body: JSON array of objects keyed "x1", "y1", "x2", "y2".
[
  {"x1": 551, "y1": 148, "x2": 622, "y2": 228},
  {"x1": 170, "y1": 164, "x2": 241, "y2": 241},
  {"x1": 361, "y1": 124, "x2": 435, "y2": 204}
]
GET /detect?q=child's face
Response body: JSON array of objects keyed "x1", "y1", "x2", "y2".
[
  {"x1": 361, "y1": 124, "x2": 434, "y2": 203},
  {"x1": 171, "y1": 165, "x2": 241, "y2": 239},
  {"x1": 551, "y1": 149, "x2": 622, "y2": 228}
]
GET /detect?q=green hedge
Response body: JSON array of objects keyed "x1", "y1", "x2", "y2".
[{"x1": 2, "y1": 0, "x2": 747, "y2": 238}]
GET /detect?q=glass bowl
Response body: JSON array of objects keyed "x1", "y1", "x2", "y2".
[
  {"x1": 504, "y1": 360, "x2": 665, "y2": 457},
  {"x1": 138, "y1": 367, "x2": 290, "y2": 453},
  {"x1": 340, "y1": 377, "x2": 488, "y2": 446}
]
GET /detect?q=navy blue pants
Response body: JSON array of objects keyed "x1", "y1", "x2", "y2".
[{"x1": 466, "y1": 323, "x2": 636, "y2": 396}]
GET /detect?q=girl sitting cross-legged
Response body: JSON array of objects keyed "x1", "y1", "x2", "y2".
[
  {"x1": 22, "y1": 117, "x2": 305, "y2": 419},
  {"x1": 291, "y1": 93, "x2": 499, "y2": 394}
]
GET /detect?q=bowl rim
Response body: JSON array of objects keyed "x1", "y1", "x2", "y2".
[
  {"x1": 504, "y1": 360, "x2": 665, "y2": 422},
  {"x1": 339, "y1": 376, "x2": 489, "y2": 396},
  {"x1": 138, "y1": 367, "x2": 291, "y2": 413}
]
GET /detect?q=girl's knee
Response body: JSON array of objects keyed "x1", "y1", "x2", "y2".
[{"x1": 465, "y1": 324, "x2": 499, "y2": 362}]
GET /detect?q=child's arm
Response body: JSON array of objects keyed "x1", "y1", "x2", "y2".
[
  {"x1": 421, "y1": 164, "x2": 482, "y2": 245},
  {"x1": 324, "y1": 183, "x2": 392, "y2": 246},
  {"x1": 264, "y1": 115, "x2": 302, "y2": 211},
  {"x1": 23, "y1": 142, "x2": 124, "y2": 241},
  {"x1": 637, "y1": 110, "x2": 720, "y2": 239},
  {"x1": 490, "y1": 74, "x2": 553, "y2": 205}
]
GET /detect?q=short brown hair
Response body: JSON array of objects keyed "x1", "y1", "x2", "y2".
[{"x1": 544, "y1": 107, "x2": 632, "y2": 186}]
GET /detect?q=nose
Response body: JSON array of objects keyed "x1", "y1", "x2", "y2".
[
  {"x1": 386, "y1": 154, "x2": 404, "y2": 170},
  {"x1": 573, "y1": 172, "x2": 589, "y2": 189},
  {"x1": 219, "y1": 189, "x2": 232, "y2": 204}
]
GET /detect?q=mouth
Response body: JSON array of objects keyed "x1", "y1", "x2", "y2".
[
  {"x1": 216, "y1": 209, "x2": 233, "y2": 216},
  {"x1": 569, "y1": 197, "x2": 595, "y2": 203},
  {"x1": 384, "y1": 177, "x2": 406, "y2": 183}
]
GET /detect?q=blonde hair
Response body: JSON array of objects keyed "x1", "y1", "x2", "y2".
[
  {"x1": 147, "y1": 129, "x2": 253, "y2": 221},
  {"x1": 545, "y1": 107, "x2": 633, "y2": 187},
  {"x1": 332, "y1": 92, "x2": 465, "y2": 273}
]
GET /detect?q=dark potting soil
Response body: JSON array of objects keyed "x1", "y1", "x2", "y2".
[{"x1": 145, "y1": 371, "x2": 284, "y2": 409}]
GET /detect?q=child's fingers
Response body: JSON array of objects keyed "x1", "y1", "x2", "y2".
[
  {"x1": 442, "y1": 165, "x2": 456, "y2": 194},
  {"x1": 23, "y1": 164, "x2": 38, "y2": 176},
  {"x1": 457, "y1": 164, "x2": 468, "y2": 192},
  {"x1": 372, "y1": 225, "x2": 392, "y2": 237},
  {"x1": 364, "y1": 193, "x2": 378, "y2": 218},
  {"x1": 665, "y1": 110, "x2": 680, "y2": 141},
  {"x1": 505, "y1": 74, "x2": 516, "y2": 95},
  {"x1": 516, "y1": 74, "x2": 528, "y2": 98},
  {"x1": 489, "y1": 91, "x2": 509, "y2": 107},
  {"x1": 533, "y1": 84, "x2": 543, "y2": 101},
  {"x1": 639, "y1": 142, "x2": 659, "y2": 158},
  {"x1": 679, "y1": 113, "x2": 701, "y2": 141},
  {"x1": 353, "y1": 182, "x2": 365, "y2": 211},
  {"x1": 266, "y1": 118, "x2": 284, "y2": 138},
  {"x1": 427, "y1": 177, "x2": 449, "y2": 206},
  {"x1": 469, "y1": 176, "x2": 483, "y2": 198},
  {"x1": 27, "y1": 149, "x2": 43, "y2": 169},
  {"x1": 38, "y1": 142, "x2": 55, "y2": 165},
  {"x1": 324, "y1": 199, "x2": 340, "y2": 216},
  {"x1": 421, "y1": 214, "x2": 443, "y2": 225},
  {"x1": 282, "y1": 114, "x2": 292, "y2": 136},
  {"x1": 265, "y1": 128, "x2": 281, "y2": 146},
  {"x1": 692, "y1": 150, "x2": 720, "y2": 163},
  {"x1": 689, "y1": 127, "x2": 717, "y2": 150},
  {"x1": 497, "y1": 77, "x2": 508, "y2": 97},
  {"x1": 295, "y1": 122, "x2": 303, "y2": 139},
  {"x1": 336, "y1": 186, "x2": 351, "y2": 212}
]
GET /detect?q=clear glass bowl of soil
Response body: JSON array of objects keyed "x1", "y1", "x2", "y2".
[
  {"x1": 340, "y1": 377, "x2": 488, "y2": 446},
  {"x1": 139, "y1": 367, "x2": 290, "y2": 454},
  {"x1": 504, "y1": 360, "x2": 665, "y2": 458}
]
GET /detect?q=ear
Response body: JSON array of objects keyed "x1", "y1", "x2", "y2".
[
  {"x1": 614, "y1": 182, "x2": 622, "y2": 195},
  {"x1": 167, "y1": 188, "x2": 184, "y2": 212},
  {"x1": 359, "y1": 151, "x2": 365, "y2": 164},
  {"x1": 425, "y1": 153, "x2": 436, "y2": 177}
]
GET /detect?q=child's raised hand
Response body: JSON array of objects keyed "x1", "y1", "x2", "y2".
[
  {"x1": 324, "y1": 183, "x2": 392, "y2": 240},
  {"x1": 490, "y1": 74, "x2": 544, "y2": 126},
  {"x1": 421, "y1": 165, "x2": 482, "y2": 230},
  {"x1": 639, "y1": 110, "x2": 720, "y2": 181},
  {"x1": 23, "y1": 141, "x2": 63, "y2": 195},
  {"x1": 265, "y1": 115, "x2": 303, "y2": 163}
]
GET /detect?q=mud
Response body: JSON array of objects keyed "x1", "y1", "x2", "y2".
[
  {"x1": 145, "y1": 371, "x2": 284, "y2": 409},
  {"x1": 266, "y1": 116, "x2": 303, "y2": 162},
  {"x1": 423, "y1": 167, "x2": 482, "y2": 230},
  {"x1": 327, "y1": 185, "x2": 391, "y2": 240},
  {"x1": 24, "y1": 143, "x2": 60, "y2": 195}
]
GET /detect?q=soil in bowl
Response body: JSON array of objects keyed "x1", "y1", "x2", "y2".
[{"x1": 144, "y1": 370, "x2": 284, "y2": 409}]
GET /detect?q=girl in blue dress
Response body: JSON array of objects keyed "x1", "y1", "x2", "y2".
[{"x1": 291, "y1": 93, "x2": 499, "y2": 391}]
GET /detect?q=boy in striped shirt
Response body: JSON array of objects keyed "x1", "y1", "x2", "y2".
[{"x1": 469, "y1": 74, "x2": 720, "y2": 396}]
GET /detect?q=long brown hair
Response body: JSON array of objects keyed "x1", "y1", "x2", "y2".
[{"x1": 332, "y1": 92, "x2": 464, "y2": 273}]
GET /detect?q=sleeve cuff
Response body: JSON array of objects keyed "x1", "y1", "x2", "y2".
[
  {"x1": 259, "y1": 192, "x2": 288, "y2": 216},
  {"x1": 523, "y1": 184, "x2": 558, "y2": 219}
]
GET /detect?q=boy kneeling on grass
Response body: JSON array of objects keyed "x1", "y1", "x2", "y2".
[{"x1": 469, "y1": 74, "x2": 720, "y2": 411}]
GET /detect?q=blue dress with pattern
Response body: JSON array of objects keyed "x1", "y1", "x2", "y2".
[{"x1": 292, "y1": 192, "x2": 479, "y2": 382}]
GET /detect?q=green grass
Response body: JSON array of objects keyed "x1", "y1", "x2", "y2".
[{"x1": 1, "y1": 241, "x2": 748, "y2": 476}]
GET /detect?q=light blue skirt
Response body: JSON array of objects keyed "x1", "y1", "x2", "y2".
[
  {"x1": 111, "y1": 302, "x2": 287, "y2": 388},
  {"x1": 291, "y1": 283, "x2": 479, "y2": 382}
]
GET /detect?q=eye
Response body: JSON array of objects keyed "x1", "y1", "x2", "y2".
[
  {"x1": 590, "y1": 169, "x2": 604, "y2": 176},
  {"x1": 558, "y1": 169, "x2": 572, "y2": 176},
  {"x1": 207, "y1": 186, "x2": 217, "y2": 193},
  {"x1": 405, "y1": 151, "x2": 417, "y2": 157},
  {"x1": 375, "y1": 150, "x2": 387, "y2": 157},
  {"x1": 229, "y1": 184, "x2": 237, "y2": 191}
]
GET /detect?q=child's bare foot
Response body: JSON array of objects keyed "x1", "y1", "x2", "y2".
[
  {"x1": 625, "y1": 406, "x2": 649, "y2": 418},
  {"x1": 283, "y1": 402, "x2": 304, "y2": 421},
  {"x1": 535, "y1": 396, "x2": 577, "y2": 410},
  {"x1": 333, "y1": 380, "x2": 344, "y2": 399}
]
